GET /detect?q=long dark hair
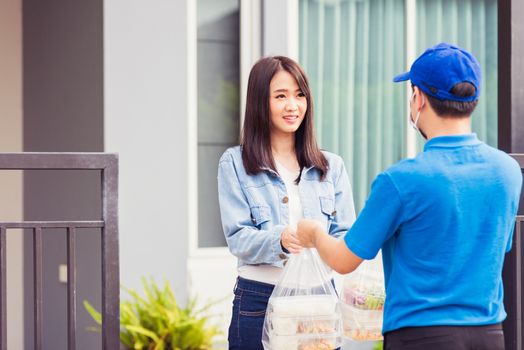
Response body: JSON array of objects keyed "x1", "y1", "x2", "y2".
[{"x1": 240, "y1": 56, "x2": 328, "y2": 180}]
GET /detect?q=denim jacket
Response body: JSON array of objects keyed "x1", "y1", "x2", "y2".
[{"x1": 217, "y1": 146, "x2": 356, "y2": 268}]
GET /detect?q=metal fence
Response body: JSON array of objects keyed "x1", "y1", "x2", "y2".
[
  {"x1": 0, "y1": 153, "x2": 119, "y2": 350},
  {"x1": 505, "y1": 154, "x2": 524, "y2": 350}
]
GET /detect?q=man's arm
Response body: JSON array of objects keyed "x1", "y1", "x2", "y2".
[
  {"x1": 297, "y1": 219, "x2": 363, "y2": 274},
  {"x1": 298, "y1": 173, "x2": 404, "y2": 272}
]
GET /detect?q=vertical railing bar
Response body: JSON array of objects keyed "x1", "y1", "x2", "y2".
[
  {"x1": 67, "y1": 227, "x2": 77, "y2": 350},
  {"x1": 101, "y1": 161, "x2": 119, "y2": 350},
  {"x1": 517, "y1": 217, "x2": 523, "y2": 350},
  {"x1": 0, "y1": 227, "x2": 7, "y2": 350},
  {"x1": 33, "y1": 227, "x2": 43, "y2": 350}
]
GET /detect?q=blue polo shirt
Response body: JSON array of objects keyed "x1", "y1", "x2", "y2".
[{"x1": 344, "y1": 134, "x2": 522, "y2": 333}]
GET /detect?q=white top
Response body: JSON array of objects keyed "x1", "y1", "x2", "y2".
[
  {"x1": 238, "y1": 161, "x2": 304, "y2": 285},
  {"x1": 275, "y1": 160, "x2": 304, "y2": 230}
]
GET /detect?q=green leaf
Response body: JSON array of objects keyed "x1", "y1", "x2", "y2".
[
  {"x1": 83, "y1": 300, "x2": 102, "y2": 325},
  {"x1": 125, "y1": 325, "x2": 161, "y2": 343},
  {"x1": 374, "y1": 341, "x2": 384, "y2": 350},
  {"x1": 120, "y1": 332, "x2": 134, "y2": 348},
  {"x1": 84, "y1": 277, "x2": 222, "y2": 350}
]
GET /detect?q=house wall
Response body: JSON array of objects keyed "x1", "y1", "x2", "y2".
[
  {"x1": 263, "y1": 0, "x2": 299, "y2": 58},
  {"x1": 0, "y1": 0, "x2": 24, "y2": 349},
  {"x1": 104, "y1": 0, "x2": 190, "y2": 302},
  {"x1": 22, "y1": 0, "x2": 104, "y2": 348}
]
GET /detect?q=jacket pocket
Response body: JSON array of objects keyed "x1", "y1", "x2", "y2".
[
  {"x1": 320, "y1": 196, "x2": 336, "y2": 219},
  {"x1": 250, "y1": 205, "x2": 271, "y2": 227}
]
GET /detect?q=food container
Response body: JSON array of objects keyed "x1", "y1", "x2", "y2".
[
  {"x1": 269, "y1": 315, "x2": 341, "y2": 336},
  {"x1": 270, "y1": 333, "x2": 341, "y2": 350},
  {"x1": 342, "y1": 284, "x2": 385, "y2": 311},
  {"x1": 269, "y1": 295, "x2": 338, "y2": 317},
  {"x1": 265, "y1": 295, "x2": 342, "y2": 348},
  {"x1": 341, "y1": 303, "x2": 383, "y2": 341},
  {"x1": 341, "y1": 282, "x2": 384, "y2": 341}
]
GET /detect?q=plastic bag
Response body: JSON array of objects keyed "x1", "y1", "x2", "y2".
[
  {"x1": 341, "y1": 253, "x2": 385, "y2": 341},
  {"x1": 262, "y1": 248, "x2": 342, "y2": 350}
]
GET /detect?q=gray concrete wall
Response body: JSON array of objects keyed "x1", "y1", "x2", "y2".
[
  {"x1": 22, "y1": 0, "x2": 104, "y2": 349},
  {"x1": 263, "y1": 0, "x2": 299, "y2": 58},
  {"x1": 103, "y1": 0, "x2": 190, "y2": 302},
  {"x1": 0, "y1": 0, "x2": 24, "y2": 349}
]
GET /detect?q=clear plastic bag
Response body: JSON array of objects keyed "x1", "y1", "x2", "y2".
[
  {"x1": 341, "y1": 254, "x2": 385, "y2": 341},
  {"x1": 262, "y1": 248, "x2": 342, "y2": 350}
]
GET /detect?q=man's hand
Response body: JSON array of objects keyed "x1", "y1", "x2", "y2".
[
  {"x1": 297, "y1": 219, "x2": 364, "y2": 274},
  {"x1": 281, "y1": 226, "x2": 303, "y2": 254},
  {"x1": 296, "y1": 219, "x2": 324, "y2": 248}
]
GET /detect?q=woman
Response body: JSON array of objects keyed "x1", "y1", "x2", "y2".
[{"x1": 217, "y1": 56, "x2": 356, "y2": 350}]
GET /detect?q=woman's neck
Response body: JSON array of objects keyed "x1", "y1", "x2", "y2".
[
  {"x1": 271, "y1": 133, "x2": 299, "y2": 171},
  {"x1": 271, "y1": 132, "x2": 295, "y2": 156}
]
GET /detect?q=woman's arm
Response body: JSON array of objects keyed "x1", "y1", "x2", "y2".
[
  {"x1": 217, "y1": 153, "x2": 288, "y2": 264},
  {"x1": 328, "y1": 157, "x2": 356, "y2": 238}
]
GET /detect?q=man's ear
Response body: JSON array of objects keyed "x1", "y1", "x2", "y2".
[{"x1": 413, "y1": 86, "x2": 426, "y2": 110}]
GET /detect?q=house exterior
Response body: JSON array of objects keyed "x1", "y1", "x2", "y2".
[{"x1": 1, "y1": 0, "x2": 522, "y2": 349}]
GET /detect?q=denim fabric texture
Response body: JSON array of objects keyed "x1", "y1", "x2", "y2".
[
  {"x1": 228, "y1": 277, "x2": 274, "y2": 350},
  {"x1": 217, "y1": 146, "x2": 356, "y2": 269}
]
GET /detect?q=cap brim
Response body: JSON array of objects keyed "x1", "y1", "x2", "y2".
[{"x1": 393, "y1": 71, "x2": 410, "y2": 82}]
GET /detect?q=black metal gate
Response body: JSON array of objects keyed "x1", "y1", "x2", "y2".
[
  {"x1": 0, "y1": 153, "x2": 119, "y2": 350},
  {"x1": 504, "y1": 154, "x2": 524, "y2": 350}
]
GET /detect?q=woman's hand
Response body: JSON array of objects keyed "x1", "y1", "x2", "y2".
[{"x1": 280, "y1": 226, "x2": 303, "y2": 254}]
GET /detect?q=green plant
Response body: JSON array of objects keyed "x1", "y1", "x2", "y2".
[
  {"x1": 84, "y1": 278, "x2": 221, "y2": 350},
  {"x1": 373, "y1": 340, "x2": 383, "y2": 350}
]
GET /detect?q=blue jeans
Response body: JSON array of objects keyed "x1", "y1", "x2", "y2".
[{"x1": 228, "y1": 277, "x2": 274, "y2": 350}]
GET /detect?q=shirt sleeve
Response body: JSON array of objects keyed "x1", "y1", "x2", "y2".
[
  {"x1": 344, "y1": 172, "x2": 404, "y2": 260},
  {"x1": 217, "y1": 153, "x2": 286, "y2": 265},
  {"x1": 329, "y1": 159, "x2": 356, "y2": 238}
]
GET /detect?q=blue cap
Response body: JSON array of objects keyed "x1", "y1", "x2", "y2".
[{"x1": 393, "y1": 43, "x2": 481, "y2": 102}]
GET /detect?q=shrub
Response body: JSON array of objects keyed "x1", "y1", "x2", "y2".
[{"x1": 84, "y1": 278, "x2": 221, "y2": 350}]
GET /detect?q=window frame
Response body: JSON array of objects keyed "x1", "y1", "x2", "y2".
[{"x1": 189, "y1": 0, "x2": 262, "y2": 257}]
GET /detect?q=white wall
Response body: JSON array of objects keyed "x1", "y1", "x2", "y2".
[
  {"x1": 0, "y1": 0, "x2": 23, "y2": 348},
  {"x1": 263, "y1": 0, "x2": 299, "y2": 59},
  {"x1": 104, "y1": 0, "x2": 190, "y2": 300}
]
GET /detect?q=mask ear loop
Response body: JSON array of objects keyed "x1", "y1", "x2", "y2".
[
  {"x1": 409, "y1": 92, "x2": 419, "y2": 130},
  {"x1": 412, "y1": 111, "x2": 421, "y2": 128},
  {"x1": 415, "y1": 94, "x2": 425, "y2": 127},
  {"x1": 409, "y1": 91, "x2": 425, "y2": 134}
]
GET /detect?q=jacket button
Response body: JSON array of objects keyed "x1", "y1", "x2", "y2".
[
  {"x1": 251, "y1": 217, "x2": 256, "y2": 224},
  {"x1": 279, "y1": 253, "x2": 287, "y2": 259},
  {"x1": 331, "y1": 210, "x2": 337, "y2": 216},
  {"x1": 282, "y1": 196, "x2": 289, "y2": 204}
]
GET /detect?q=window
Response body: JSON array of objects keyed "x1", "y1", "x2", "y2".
[
  {"x1": 197, "y1": 0, "x2": 240, "y2": 248},
  {"x1": 416, "y1": 0, "x2": 498, "y2": 150},
  {"x1": 300, "y1": 0, "x2": 406, "y2": 212},
  {"x1": 299, "y1": 0, "x2": 497, "y2": 212}
]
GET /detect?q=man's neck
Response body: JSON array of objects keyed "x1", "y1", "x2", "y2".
[{"x1": 424, "y1": 114, "x2": 472, "y2": 140}]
